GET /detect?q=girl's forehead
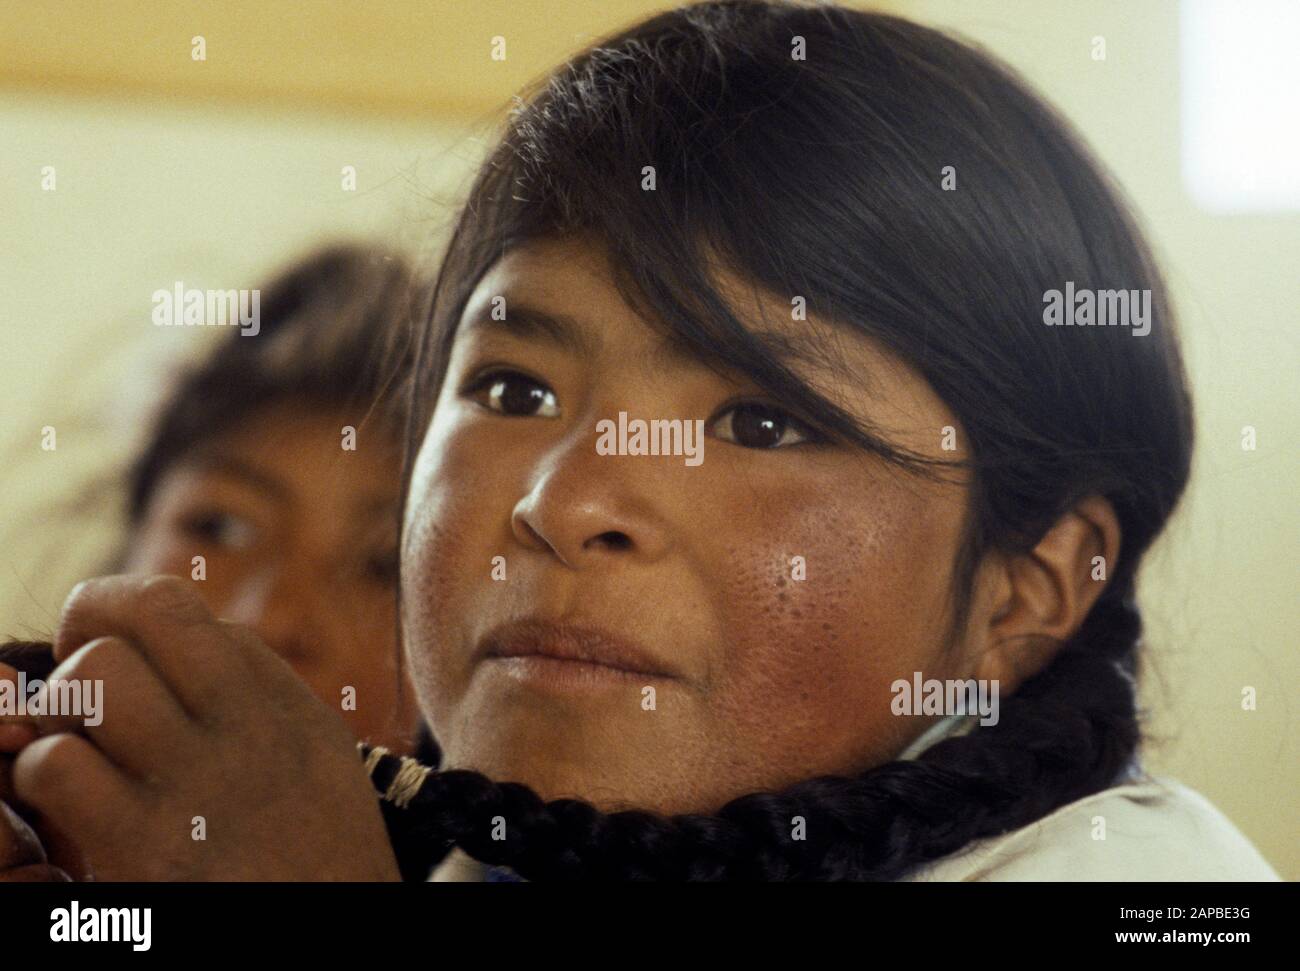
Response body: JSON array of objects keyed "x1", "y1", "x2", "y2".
[
  {"x1": 461, "y1": 236, "x2": 627, "y2": 323},
  {"x1": 462, "y1": 235, "x2": 817, "y2": 362}
]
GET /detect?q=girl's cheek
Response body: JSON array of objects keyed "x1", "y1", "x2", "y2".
[
  {"x1": 402, "y1": 430, "x2": 515, "y2": 694},
  {"x1": 402, "y1": 497, "x2": 474, "y2": 644},
  {"x1": 704, "y1": 485, "x2": 954, "y2": 773},
  {"x1": 404, "y1": 422, "x2": 489, "y2": 606}
]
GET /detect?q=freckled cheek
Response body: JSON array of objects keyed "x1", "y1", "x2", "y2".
[
  {"x1": 401, "y1": 426, "x2": 519, "y2": 693},
  {"x1": 708, "y1": 583, "x2": 903, "y2": 774},
  {"x1": 402, "y1": 489, "x2": 481, "y2": 663},
  {"x1": 699, "y1": 492, "x2": 947, "y2": 774}
]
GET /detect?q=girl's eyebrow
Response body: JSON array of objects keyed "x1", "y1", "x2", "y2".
[
  {"x1": 462, "y1": 298, "x2": 716, "y2": 376},
  {"x1": 462, "y1": 301, "x2": 601, "y2": 358}
]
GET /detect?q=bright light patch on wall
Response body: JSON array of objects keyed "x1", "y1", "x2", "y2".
[{"x1": 1182, "y1": 0, "x2": 1300, "y2": 212}]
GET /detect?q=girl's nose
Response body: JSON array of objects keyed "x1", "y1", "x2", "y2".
[{"x1": 510, "y1": 436, "x2": 674, "y2": 569}]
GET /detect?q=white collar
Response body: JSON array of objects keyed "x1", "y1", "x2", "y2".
[{"x1": 897, "y1": 711, "x2": 979, "y2": 760}]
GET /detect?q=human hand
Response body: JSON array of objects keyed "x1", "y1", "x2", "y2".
[{"x1": 3, "y1": 576, "x2": 400, "y2": 881}]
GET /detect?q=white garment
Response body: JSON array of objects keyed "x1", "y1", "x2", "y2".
[
  {"x1": 902, "y1": 774, "x2": 1280, "y2": 881},
  {"x1": 429, "y1": 847, "x2": 489, "y2": 882},
  {"x1": 896, "y1": 713, "x2": 1279, "y2": 880},
  {"x1": 429, "y1": 713, "x2": 1281, "y2": 881}
]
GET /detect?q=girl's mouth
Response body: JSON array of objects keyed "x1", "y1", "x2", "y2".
[
  {"x1": 477, "y1": 617, "x2": 682, "y2": 689},
  {"x1": 483, "y1": 654, "x2": 658, "y2": 691}
]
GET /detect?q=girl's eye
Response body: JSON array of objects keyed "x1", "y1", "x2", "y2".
[
  {"x1": 467, "y1": 370, "x2": 560, "y2": 418},
  {"x1": 181, "y1": 510, "x2": 259, "y2": 550},
  {"x1": 710, "y1": 402, "x2": 813, "y2": 449}
]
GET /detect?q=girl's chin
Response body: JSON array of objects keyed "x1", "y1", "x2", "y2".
[
  {"x1": 449, "y1": 757, "x2": 623, "y2": 807},
  {"x1": 436, "y1": 738, "x2": 688, "y2": 813}
]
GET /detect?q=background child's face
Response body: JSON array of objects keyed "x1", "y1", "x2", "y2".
[
  {"x1": 404, "y1": 234, "x2": 982, "y2": 814},
  {"x1": 125, "y1": 401, "x2": 414, "y2": 752}
]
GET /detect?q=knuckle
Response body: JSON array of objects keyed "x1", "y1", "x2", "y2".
[
  {"x1": 221, "y1": 622, "x2": 276, "y2": 669},
  {"x1": 14, "y1": 734, "x2": 86, "y2": 799},
  {"x1": 63, "y1": 635, "x2": 132, "y2": 682},
  {"x1": 60, "y1": 576, "x2": 101, "y2": 616},
  {"x1": 135, "y1": 574, "x2": 207, "y2": 621}
]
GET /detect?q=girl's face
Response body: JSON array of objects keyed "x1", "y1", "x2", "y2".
[
  {"x1": 125, "y1": 400, "x2": 416, "y2": 753},
  {"x1": 404, "y1": 234, "x2": 981, "y2": 814}
]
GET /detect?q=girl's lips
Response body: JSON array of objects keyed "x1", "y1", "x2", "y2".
[
  {"x1": 483, "y1": 654, "x2": 657, "y2": 691},
  {"x1": 476, "y1": 617, "x2": 682, "y2": 680}
]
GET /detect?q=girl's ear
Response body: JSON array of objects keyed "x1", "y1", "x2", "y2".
[{"x1": 971, "y1": 495, "x2": 1122, "y2": 695}]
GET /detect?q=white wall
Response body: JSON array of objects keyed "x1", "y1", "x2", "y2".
[{"x1": 1, "y1": 94, "x2": 482, "y2": 635}]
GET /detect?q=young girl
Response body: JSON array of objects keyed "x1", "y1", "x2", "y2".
[{"x1": 0, "y1": 0, "x2": 1281, "y2": 881}]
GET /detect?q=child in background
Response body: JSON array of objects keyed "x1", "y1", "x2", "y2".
[{"x1": 117, "y1": 244, "x2": 430, "y2": 758}]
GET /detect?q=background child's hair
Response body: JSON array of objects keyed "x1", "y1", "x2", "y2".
[
  {"x1": 388, "y1": 0, "x2": 1193, "y2": 880},
  {"x1": 126, "y1": 242, "x2": 423, "y2": 526}
]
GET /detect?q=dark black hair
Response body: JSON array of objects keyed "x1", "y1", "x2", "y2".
[{"x1": 379, "y1": 0, "x2": 1192, "y2": 880}]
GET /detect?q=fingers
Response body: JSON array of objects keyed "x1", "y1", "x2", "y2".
[
  {"x1": 13, "y1": 733, "x2": 142, "y2": 848},
  {"x1": 51, "y1": 636, "x2": 194, "y2": 776},
  {"x1": 0, "y1": 801, "x2": 46, "y2": 869},
  {"x1": 3, "y1": 637, "x2": 193, "y2": 778},
  {"x1": 55, "y1": 575, "x2": 254, "y2": 718},
  {"x1": 32, "y1": 814, "x2": 92, "y2": 881},
  {"x1": 1, "y1": 768, "x2": 92, "y2": 880},
  {"x1": 0, "y1": 863, "x2": 72, "y2": 882},
  {"x1": 0, "y1": 725, "x2": 38, "y2": 754},
  {"x1": 0, "y1": 655, "x2": 82, "y2": 738}
]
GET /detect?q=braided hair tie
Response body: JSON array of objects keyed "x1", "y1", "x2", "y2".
[
  {"x1": 358, "y1": 743, "x2": 434, "y2": 809},
  {"x1": 358, "y1": 742, "x2": 462, "y2": 880}
]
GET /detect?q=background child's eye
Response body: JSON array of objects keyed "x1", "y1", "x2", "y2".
[
  {"x1": 466, "y1": 370, "x2": 560, "y2": 417},
  {"x1": 181, "y1": 510, "x2": 259, "y2": 550},
  {"x1": 710, "y1": 402, "x2": 813, "y2": 449}
]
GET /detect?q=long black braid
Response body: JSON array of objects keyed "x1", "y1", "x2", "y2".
[{"x1": 362, "y1": 594, "x2": 1143, "y2": 881}]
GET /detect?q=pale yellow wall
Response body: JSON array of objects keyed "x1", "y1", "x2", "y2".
[
  {"x1": 0, "y1": 0, "x2": 664, "y2": 122},
  {"x1": 1, "y1": 0, "x2": 1294, "y2": 876},
  {"x1": 0, "y1": 95, "x2": 483, "y2": 627}
]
